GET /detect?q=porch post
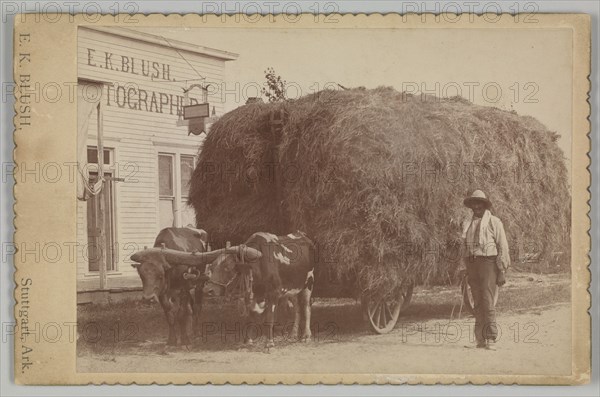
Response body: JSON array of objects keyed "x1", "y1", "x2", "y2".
[{"x1": 96, "y1": 99, "x2": 107, "y2": 290}]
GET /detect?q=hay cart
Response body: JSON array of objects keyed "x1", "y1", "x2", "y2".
[{"x1": 187, "y1": 88, "x2": 571, "y2": 336}]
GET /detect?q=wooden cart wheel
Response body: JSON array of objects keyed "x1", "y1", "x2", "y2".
[
  {"x1": 363, "y1": 294, "x2": 404, "y2": 334},
  {"x1": 461, "y1": 275, "x2": 498, "y2": 315}
]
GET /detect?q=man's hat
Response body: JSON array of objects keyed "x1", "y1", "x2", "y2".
[{"x1": 463, "y1": 190, "x2": 492, "y2": 209}]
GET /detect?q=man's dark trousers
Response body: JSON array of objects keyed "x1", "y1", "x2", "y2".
[{"x1": 466, "y1": 256, "x2": 498, "y2": 344}]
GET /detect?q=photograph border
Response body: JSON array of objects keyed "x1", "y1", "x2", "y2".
[{"x1": 12, "y1": 12, "x2": 591, "y2": 385}]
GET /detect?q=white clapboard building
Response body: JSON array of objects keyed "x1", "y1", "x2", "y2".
[{"x1": 76, "y1": 27, "x2": 237, "y2": 303}]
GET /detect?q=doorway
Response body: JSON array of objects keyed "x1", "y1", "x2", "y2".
[{"x1": 86, "y1": 170, "x2": 116, "y2": 272}]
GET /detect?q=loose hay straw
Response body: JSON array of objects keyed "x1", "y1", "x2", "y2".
[{"x1": 189, "y1": 87, "x2": 570, "y2": 295}]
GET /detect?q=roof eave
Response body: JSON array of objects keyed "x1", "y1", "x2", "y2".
[{"x1": 79, "y1": 26, "x2": 239, "y2": 61}]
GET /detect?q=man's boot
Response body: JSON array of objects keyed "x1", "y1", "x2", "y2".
[{"x1": 485, "y1": 339, "x2": 497, "y2": 351}]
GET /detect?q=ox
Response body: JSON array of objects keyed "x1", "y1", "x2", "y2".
[
  {"x1": 131, "y1": 226, "x2": 208, "y2": 346},
  {"x1": 203, "y1": 231, "x2": 316, "y2": 348}
]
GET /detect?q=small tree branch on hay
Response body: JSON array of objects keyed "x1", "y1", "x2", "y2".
[{"x1": 261, "y1": 67, "x2": 287, "y2": 102}]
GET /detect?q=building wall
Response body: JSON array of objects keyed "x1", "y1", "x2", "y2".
[{"x1": 76, "y1": 28, "x2": 232, "y2": 291}]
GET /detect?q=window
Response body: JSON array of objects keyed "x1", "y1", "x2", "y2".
[
  {"x1": 158, "y1": 152, "x2": 197, "y2": 229},
  {"x1": 180, "y1": 155, "x2": 196, "y2": 227},
  {"x1": 158, "y1": 153, "x2": 175, "y2": 229},
  {"x1": 87, "y1": 147, "x2": 111, "y2": 165},
  {"x1": 180, "y1": 155, "x2": 195, "y2": 199},
  {"x1": 159, "y1": 154, "x2": 174, "y2": 197}
]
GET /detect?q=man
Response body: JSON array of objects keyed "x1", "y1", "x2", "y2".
[{"x1": 461, "y1": 190, "x2": 510, "y2": 350}]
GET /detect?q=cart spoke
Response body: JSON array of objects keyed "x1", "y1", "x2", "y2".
[
  {"x1": 384, "y1": 301, "x2": 393, "y2": 323},
  {"x1": 380, "y1": 302, "x2": 387, "y2": 327}
]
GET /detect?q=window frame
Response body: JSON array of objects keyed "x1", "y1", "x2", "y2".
[
  {"x1": 155, "y1": 147, "x2": 198, "y2": 230},
  {"x1": 158, "y1": 153, "x2": 176, "y2": 200}
]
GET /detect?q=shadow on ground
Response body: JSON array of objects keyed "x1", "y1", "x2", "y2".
[{"x1": 77, "y1": 272, "x2": 570, "y2": 356}]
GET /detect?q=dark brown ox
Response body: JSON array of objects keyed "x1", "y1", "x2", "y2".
[
  {"x1": 131, "y1": 227, "x2": 208, "y2": 346},
  {"x1": 204, "y1": 231, "x2": 316, "y2": 348}
]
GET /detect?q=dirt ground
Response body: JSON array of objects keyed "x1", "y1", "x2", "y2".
[{"x1": 77, "y1": 272, "x2": 572, "y2": 375}]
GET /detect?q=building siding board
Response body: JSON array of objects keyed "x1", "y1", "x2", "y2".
[{"x1": 77, "y1": 28, "x2": 231, "y2": 290}]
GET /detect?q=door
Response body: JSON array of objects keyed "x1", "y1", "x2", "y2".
[{"x1": 87, "y1": 170, "x2": 116, "y2": 272}]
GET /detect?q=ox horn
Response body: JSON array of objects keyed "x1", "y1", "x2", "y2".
[
  {"x1": 130, "y1": 251, "x2": 144, "y2": 263},
  {"x1": 129, "y1": 245, "x2": 262, "y2": 268}
]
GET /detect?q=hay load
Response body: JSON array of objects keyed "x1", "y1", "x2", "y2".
[{"x1": 189, "y1": 87, "x2": 570, "y2": 293}]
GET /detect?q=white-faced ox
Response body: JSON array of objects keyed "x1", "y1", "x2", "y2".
[
  {"x1": 130, "y1": 227, "x2": 208, "y2": 346},
  {"x1": 203, "y1": 232, "x2": 316, "y2": 348}
]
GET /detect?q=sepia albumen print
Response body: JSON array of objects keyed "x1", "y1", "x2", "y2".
[{"x1": 13, "y1": 13, "x2": 590, "y2": 385}]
